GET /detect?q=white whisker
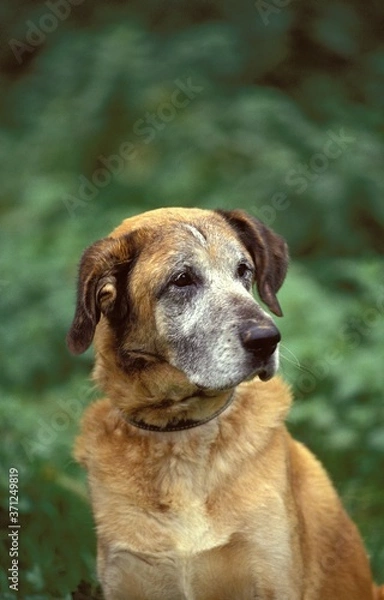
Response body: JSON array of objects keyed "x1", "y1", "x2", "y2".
[{"x1": 279, "y1": 343, "x2": 303, "y2": 370}]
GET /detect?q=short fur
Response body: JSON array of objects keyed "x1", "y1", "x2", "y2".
[{"x1": 67, "y1": 207, "x2": 382, "y2": 600}]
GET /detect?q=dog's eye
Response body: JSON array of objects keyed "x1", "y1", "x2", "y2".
[
  {"x1": 171, "y1": 271, "x2": 195, "y2": 288},
  {"x1": 237, "y1": 262, "x2": 253, "y2": 279}
]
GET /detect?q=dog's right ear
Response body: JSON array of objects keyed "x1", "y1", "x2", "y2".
[{"x1": 66, "y1": 236, "x2": 134, "y2": 355}]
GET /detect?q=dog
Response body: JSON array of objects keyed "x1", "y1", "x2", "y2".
[{"x1": 67, "y1": 207, "x2": 383, "y2": 600}]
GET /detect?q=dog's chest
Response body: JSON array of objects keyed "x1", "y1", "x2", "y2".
[
  {"x1": 128, "y1": 452, "x2": 232, "y2": 554},
  {"x1": 162, "y1": 497, "x2": 228, "y2": 554},
  {"x1": 106, "y1": 495, "x2": 298, "y2": 600},
  {"x1": 89, "y1": 418, "x2": 302, "y2": 599}
]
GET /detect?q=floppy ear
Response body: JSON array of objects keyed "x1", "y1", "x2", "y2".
[
  {"x1": 66, "y1": 235, "x2": 134, "y2": 355},
  {"x1": 217, "y1": 209, "x2": 289, "y2": 316}
]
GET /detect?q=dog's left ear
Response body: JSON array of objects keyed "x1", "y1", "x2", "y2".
[{"x1": 217, "y1": 209, "x2": 289, "y2": 316}]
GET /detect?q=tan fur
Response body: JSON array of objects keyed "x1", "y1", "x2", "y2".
[{"x1": 69, "y1": 208, "x2": 383, "y2": 599}]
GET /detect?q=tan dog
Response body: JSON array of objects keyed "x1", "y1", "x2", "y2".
[{"x1": 67, "y1": 208, "x2": 383, "y2": 600}]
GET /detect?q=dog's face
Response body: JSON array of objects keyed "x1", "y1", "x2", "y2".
[{"x1": 67, "y1": 208, "x2": 288, "y2": 394}]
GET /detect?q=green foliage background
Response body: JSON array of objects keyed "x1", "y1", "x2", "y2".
[{"x1": 0, "y1": 0, "x2": 383, "y2": 597}]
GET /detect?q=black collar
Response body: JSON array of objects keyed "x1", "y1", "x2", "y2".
[{"x1": 123, "y1": 391, "x2": 236, "y2": 432}]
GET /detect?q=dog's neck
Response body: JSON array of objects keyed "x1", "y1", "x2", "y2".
[
  {"x1": 93, "y1": 334, "x2": 236, "y2": 431},
  {"x1": 121, "y1": 389, "x2": 236, "y2": 432}
]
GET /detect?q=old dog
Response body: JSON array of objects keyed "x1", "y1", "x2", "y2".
[{"x1": 67, "y1": 208, "x2": 383, "y2": 600}]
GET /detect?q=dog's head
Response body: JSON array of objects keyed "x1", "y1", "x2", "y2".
[{"x1": 67, "y1": 208, "x2": 288, "y2": 404}]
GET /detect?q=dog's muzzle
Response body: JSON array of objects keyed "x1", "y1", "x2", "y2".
[{"x1": 239, "y1": 320, "x2": 281, "y2": 381}]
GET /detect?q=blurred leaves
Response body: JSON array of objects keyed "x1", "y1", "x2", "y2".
[{"x1": 0, "y1": 0, "x2": 383, "y2": 594}]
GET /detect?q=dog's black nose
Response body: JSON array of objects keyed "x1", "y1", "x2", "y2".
[{"x1": 239, "y1": 321, "x2": 281, "y2": 359}]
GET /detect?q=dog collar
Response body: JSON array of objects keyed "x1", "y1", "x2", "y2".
[{"x1": 123, "y1": 391, "x2": 236, "y2": 432}]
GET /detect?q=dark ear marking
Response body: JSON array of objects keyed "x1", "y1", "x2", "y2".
[
  {"x1": 66, "y1": 235, "x2": 135, "y2": 355},
  {"x1": 217, "y1": 209, "x2": 289, "y2": 316}
]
